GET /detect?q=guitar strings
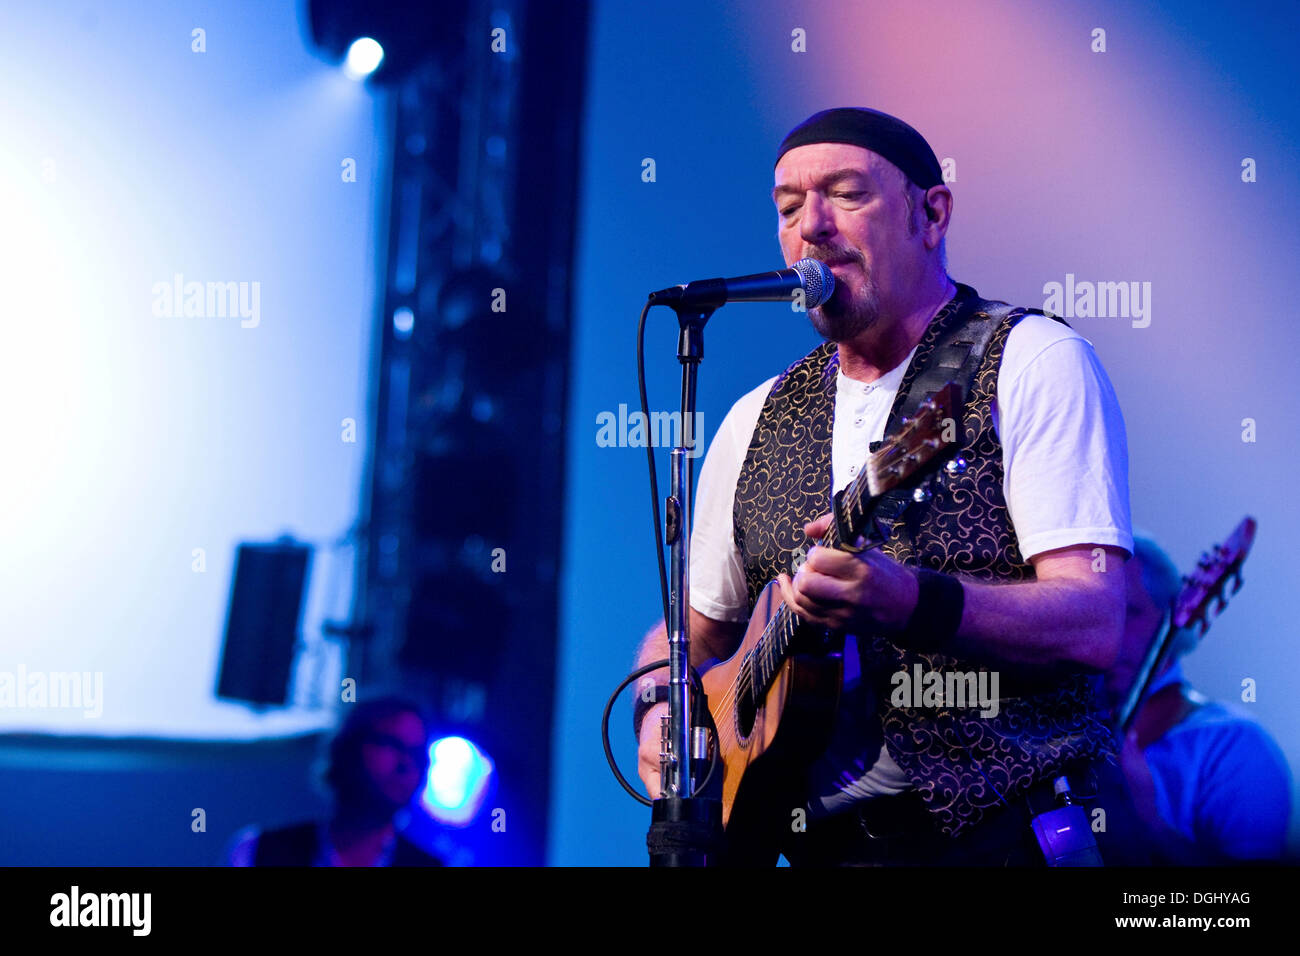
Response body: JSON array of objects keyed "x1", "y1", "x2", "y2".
[{"x1": 710, "y1": 502, "x2": 846, "y2": 737}]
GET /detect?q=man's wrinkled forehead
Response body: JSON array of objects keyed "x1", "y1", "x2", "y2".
[{"x1": 772, "y1": 143, "x2": 902, "y2": 202}]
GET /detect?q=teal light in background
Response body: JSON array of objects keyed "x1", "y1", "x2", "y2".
[{"x1": 422, "y1": 736, "x2": 494, "y2": 826}]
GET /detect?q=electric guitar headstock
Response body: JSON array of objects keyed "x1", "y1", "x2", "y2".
[{"x1": 1172, "y1": 516, "x2": 1257, "y2": 636}]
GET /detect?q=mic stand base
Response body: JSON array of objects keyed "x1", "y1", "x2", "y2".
[{"x1": 647, "y1": 795, "x2": 724, "y2": 867}]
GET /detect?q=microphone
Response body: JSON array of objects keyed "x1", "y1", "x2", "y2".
[{"x1": 648, "y1": 257, "x2": 835, "y2": 310}]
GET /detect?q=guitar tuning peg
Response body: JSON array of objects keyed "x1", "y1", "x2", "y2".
[
  {"x1": 1231, "y1": 571, "x2": 1244, "y2": 594},
  {"x1": 1216, "y1": 594, "x2": 1228, "y2": 613},
  {"x1": 944, "y1": 457, "x2": 968, "y2": 476},
  {"x1": 912, "y1": 485, "x2": 932, "y2": 504}
]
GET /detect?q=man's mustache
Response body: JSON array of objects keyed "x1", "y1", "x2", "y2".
[{"x1": 805, "y1": 247, "x2": 863, "y2": 267}]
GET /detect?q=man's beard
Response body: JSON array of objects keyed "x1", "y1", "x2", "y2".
[{"x1": 806, "y1": 251, "x2": 880, "y2": 342}]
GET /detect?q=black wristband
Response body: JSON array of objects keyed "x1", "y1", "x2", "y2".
[
  {"x1": 632, "y1": 682, "x2": 670, "y2": 739},
  {"x1": 896, "y1": 569, "x2": 965, "y2": 652}
]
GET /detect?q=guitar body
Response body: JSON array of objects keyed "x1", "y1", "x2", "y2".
[{"x1": 702, "y1": 579, "x2": 842, "y2": 858}]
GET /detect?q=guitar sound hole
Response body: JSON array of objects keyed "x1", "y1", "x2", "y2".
[{"x1": 736, "y1": 658, "x2": 757, "y2": 741}]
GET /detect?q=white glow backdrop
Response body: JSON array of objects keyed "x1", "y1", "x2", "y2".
[{"x1": 0, "y1": 1, "x2": 385, "y2": 736}]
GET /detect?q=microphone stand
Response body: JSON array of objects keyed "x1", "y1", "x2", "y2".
[{"x1": 646, "y1": 300, "x2": 724, "y2": 867}]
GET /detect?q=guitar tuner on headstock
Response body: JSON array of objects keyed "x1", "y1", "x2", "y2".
[{"x1": 944, "y1": 457, "x2": 967, "y2": 477}]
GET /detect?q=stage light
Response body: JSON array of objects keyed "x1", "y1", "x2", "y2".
[
  {"x1": 392, "y1": 306, "x2": 414, "y2": 340},
  {"x1": 343, "y1": 37, "x2": 384, "y2": 80},
  {"x1": 421, "y1": 736, "x2": 494, "y2": 826}
]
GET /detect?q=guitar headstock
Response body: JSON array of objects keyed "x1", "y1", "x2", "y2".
[
  {"x1": 866, "y1": 383, "x2": 963, "y2": 498},
  {"x1": 1171, "y1": 517, "x2": 1257, "y2": 635}
]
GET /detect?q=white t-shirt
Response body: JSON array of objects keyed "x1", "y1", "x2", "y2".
[{"x1": 688, "y1": 307, "x2": 1133, "y2": 814}]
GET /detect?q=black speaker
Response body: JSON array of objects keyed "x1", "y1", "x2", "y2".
[{"x1": 215, "y1": 540, "x2": 312, "y2": 707}]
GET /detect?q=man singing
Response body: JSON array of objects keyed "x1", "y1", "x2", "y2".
[{"x1": 633, "y1": 107, "x2": 1147, "y2": 865}]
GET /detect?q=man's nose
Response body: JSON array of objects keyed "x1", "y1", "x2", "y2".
[{"x1": 799, "y1": 193, "x2": 836, "y2": 244}]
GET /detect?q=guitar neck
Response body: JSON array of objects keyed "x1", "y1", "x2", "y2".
[
  {"x1": 745, "y1": 451, "x2": 895, "y2": 697},
  {"x1": 1114, "y1": 611, "x2": 1178, "y2": 736}
]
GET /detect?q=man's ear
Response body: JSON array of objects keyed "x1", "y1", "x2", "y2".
[
  {"x1": 921, "y1": 185, "x2": 954, "y2": 238},
  {"x1": 922, "y1": 186, "x2": 944, "y2": 221}
]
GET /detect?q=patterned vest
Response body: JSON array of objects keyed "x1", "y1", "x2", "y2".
[{"x1": 732, "y1": 283, "x2": 1117, "y2": 837}]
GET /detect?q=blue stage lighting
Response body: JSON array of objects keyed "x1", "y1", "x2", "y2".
[
  {"x1": 421, "y1": 736, "x2": 494, "y2": 826},
  {"x1": 343, "y1": 37, "x2": 384, "y2": 80},
  {"x1": 392, "y1": 306, "x2": 414, "y2": 340}
]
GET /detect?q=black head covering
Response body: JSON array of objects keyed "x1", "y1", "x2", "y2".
[{"x1": 776, "y1": 107, "x2": 943, "y2": 190}]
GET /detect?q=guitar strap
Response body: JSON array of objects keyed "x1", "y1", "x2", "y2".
[{"x1": 867, "y1": 299, "x2": 1032, "y2": 527}]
